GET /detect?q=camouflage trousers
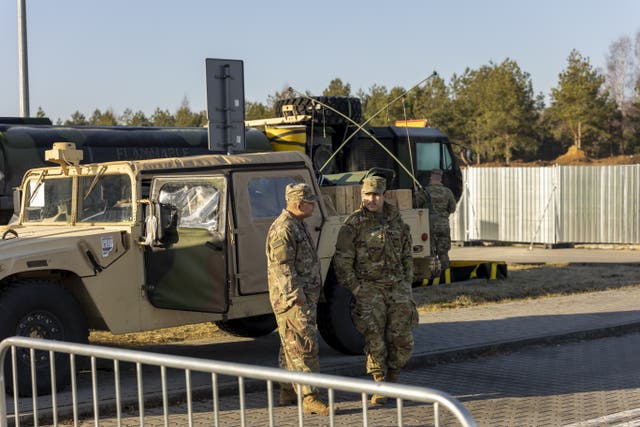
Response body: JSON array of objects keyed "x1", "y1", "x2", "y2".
[
  {"x1": 431, "y1": 222, "x2": 452, "y2": 269},
  {"x1": 352, "y1": 282, "x2": 418, "y2": 377},
  {"x1": 275, "y1": 302, "x2": 320, "y2": 397}
]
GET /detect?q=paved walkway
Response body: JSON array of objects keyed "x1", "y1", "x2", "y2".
[
  {"x1": 7, "y1": 285, "x2": 640, "y2": 424},
  {"x1": 450, "y1": 245, "x2": 640, "y2": 264}
]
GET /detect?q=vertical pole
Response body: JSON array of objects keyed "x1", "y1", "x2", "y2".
[
  {"x1": 17, "y1": 0, "x2": 30, "y2": 117},
  {"x1": 0, "y1": 348, "x2": 6, "y2": 427},
  {"x1": 223, "y1": 64, "x2": 231, "y2": 155}
]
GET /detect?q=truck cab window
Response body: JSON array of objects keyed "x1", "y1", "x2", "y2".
[
  {"x1": 441, "y1": 145, "x2": 453, "y2": 170},
  {"x1": 416, "y1": 143, "x2": 442, "y2": 172},
  {"x1": 158, "y1": 182, "x2": 222, "y2": 232},
  {"x1": 247, "y1": 176, "x2": 299, "y2": 218}
]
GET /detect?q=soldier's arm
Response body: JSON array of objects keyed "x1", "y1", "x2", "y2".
[
  {"x1": 333, "y1": 223, "x2": 358, "y2": 292},
  {"x1": 401, "y1": 222, "x2": 414, "y2": 285},
  {"x1": 268, "y1": 226, "x2": 304, "y2": 304},
  {"x1": 448, "y1": 191, "x2": 457, "y2": 214}
]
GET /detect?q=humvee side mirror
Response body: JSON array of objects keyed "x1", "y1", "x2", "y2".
[
  {"x1": 138, "y1": 200, "x2": 179, "y2": 247},
  {"x1": 156, "y1": 203, "x2": 179, "y2": 247}
]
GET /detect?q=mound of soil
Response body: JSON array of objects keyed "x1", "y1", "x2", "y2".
[
  {"x1": 473, "y1": 146, "x2": 640, "y2": 167},
  {"x1": 554, "y1": 145, "x2": 589, "y2": 165}
]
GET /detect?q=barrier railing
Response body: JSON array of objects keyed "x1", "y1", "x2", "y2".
[{"x1": 0, "y1": 336, "x2": 476, "y2": 427}]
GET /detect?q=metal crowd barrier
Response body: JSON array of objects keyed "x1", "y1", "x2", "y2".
[{"x1": 0, "y1": 336, "x2": 476, "y2": 427}]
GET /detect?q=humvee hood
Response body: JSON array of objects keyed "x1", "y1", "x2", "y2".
[{"x1": 0, "y1": 226, "x2": 127, "y2": 275}]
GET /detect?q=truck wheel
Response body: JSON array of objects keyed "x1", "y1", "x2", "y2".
[
  {"x1": 274, "y1": 96, "x2": 363, "y2": 126},
  {"x1": 317, "y1": 279, "x2": 365, "y2": 355},
  {"x1": 311, "y1": 144, "x2": 337, "y2": 174},
  {"x1": 215, "y1": 313, "x2": 277, "y2": 338},
  {"x1": 0, "y1": 280, "x2": 89, "y2": 396}
]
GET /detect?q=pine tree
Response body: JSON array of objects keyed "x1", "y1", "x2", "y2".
[
  {"x1": 245, "y1": 101, "x2": 271, "y2": 120},
  {"x1": 151, "y1": 108, "x2": 175, "y2": 126},
  {"x1": 64, "y1": 111, "x2": 88, "y2": 126},
  {"x1": 323, "y1": 78, "x2": 352, "y2": 97},
  {"x1": 546, "y1": 49, "x2": 617, "y2": 156},
  {"x1": 360, "y1": 84, "x2": 390, "y2": 126},
  {"x1": 450, "y1": 60, "x2": 539, "y2": 163}
]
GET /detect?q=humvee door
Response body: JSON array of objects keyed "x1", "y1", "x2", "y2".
[
  {"x1": 144, "y1": 175, "x2": 228, "y2": 313},
  {"x1": 231, "y1": 168, "x2": 322, "y2": 295}
]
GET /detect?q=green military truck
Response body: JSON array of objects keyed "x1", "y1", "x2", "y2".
[
  {"x1": 0, "y1": 117, "x2": 267, "y2": 224},
  {"x1": 0, "y1": 99, "x2": 463, "y2": 224},
  {"x1": 0, "y1": 142, "x2": 434, "y2": 395}
]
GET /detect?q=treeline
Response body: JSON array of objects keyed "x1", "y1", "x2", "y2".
[{"x1": 42, "y1": 32, "x2": 640, "y2": 164}]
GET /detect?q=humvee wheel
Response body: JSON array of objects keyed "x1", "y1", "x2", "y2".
[
  {"x1": 0, "y1": 280, "x2": 89, "y2": 396},
  {"x1": 317, "y1": 277, "x2": 365, "y2": 355},
  {"x1": 215, "y1": 313, "x2": 277, "y2": 338}
]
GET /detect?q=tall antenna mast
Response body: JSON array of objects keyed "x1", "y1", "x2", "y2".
[{"x1": 18, "y1": 0, "x2": 30, "y2": 117}]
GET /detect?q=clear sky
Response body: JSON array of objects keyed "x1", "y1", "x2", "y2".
[{"x1": 1, "y1": 0, "x2": 639, "y2": 123}]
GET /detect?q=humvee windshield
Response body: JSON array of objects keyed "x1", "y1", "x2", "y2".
[
  {"x1": 23, "y1": 173, "x2": 133, "y2": 223},
  {"x1": 24, "y1": 175, "x2": 73, "y2": 223}
]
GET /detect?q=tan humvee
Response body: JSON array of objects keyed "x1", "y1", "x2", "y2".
[{"x1": 0, "y1": 143, "x2": 432, "y2": 395}]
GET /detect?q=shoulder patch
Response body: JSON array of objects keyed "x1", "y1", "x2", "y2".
[{"x1": 271, "y1": 239, "x2": 285, "y2": 249}]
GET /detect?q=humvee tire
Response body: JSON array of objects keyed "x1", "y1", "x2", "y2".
[
  {"x1": 317, "y1": 274, "x2": 365, "y2": 355},
  {"x1": 215, "y1": 313, "x2": 277, "y2": 338},
  {"x1": 0, "y1": 280, "x2": 88, "y2": 396}
]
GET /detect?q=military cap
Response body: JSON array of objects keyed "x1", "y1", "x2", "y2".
[
  {"x1": 285, "y1": 183, "x2": 317, "y2": 203},
  {"x1": 431, "y1": 168, "x2": 443, "y2": 176},
  {"x1": 361, "y1": 176, "x2": 386, "y2": 195}
]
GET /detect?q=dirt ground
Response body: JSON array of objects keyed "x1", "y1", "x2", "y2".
[{"x1": 89, "y1": 262, "x2": 640, "y2": 347}]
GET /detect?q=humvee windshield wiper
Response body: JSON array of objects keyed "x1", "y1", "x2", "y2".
[
  {"x1": 27, "y1": 170, "x2": 48, "y2": 205},
  {"x1": 83, "y1": 165, "x2": 107, "y2": 200}
]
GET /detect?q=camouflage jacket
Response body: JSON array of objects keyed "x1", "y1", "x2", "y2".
[
  {"x1": 266, "y1": 209, "x2": 321, "y2": 314},
  {"x1": 427, "y1": 183, "x2": 456, "y2": 225},
  {"x1": 333, "y1": 203, "x2": 414, "y2": 291}
]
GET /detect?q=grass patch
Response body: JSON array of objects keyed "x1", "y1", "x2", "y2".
[
  {"x1": 413, "y1": 263, "x2": 640, "y2": 312},
  {"x1": 90, "y1": 322, "x2": 223, "y2": 347}
]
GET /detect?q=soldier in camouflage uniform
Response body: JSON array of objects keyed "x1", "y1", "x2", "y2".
[
  {"x1": 333, "y1": 176, "x2": 419, "y2": 405},
  {"x1": 426, "y1": 169, "x2": 457, "y2": 269},
  {"x1": 265, "y1": 183, "x2": 330, "y2": 416}
]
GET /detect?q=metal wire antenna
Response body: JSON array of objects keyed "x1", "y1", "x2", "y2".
[
  {"x1": 289, "y1": 72, "x2": 437, "y2": 175},
  {"x1": 401, "y1": 97, "x2": 418, "y2": 191},
  {"x1": 289, "y1": 88, "x2": 422, "y2": 188}
]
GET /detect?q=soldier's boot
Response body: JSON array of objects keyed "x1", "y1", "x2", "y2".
[
  {"x1": 279, "y1": 388, "x2": 297, "y2": 406},
  {"x1": 440, "y1": 254, "x2": 450, "y2": 270},
  {"x1": 431, "y1": 257, "x2": 441, "y2": 279},
  {"x1": 303, "y1": 395, "x2": 330, "y2": 416},
  {"x1": 370, "y1": 373, "x2": 388, "y2": 405}
]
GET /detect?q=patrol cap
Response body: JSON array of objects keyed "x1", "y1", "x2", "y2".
[
  {"x1": 431, "y1": 168, "x2": 443, "y2": 176},
  {"x1": 285, "y1": 183, "x2": 317, "y2": 203},
  {"x1": 361, "y1": 176, "x2": 386, "y2": 195}
]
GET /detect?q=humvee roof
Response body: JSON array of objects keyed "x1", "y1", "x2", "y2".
[{"x1": 24, "y1": 150, "x2": 313, "y2": 177}]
